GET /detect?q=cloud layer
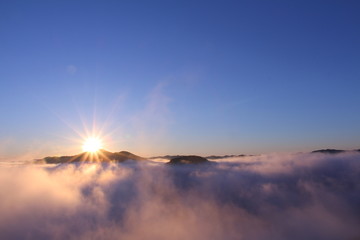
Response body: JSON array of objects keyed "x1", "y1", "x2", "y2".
[{"x1": 0, "y1": 152, "x2": 360, "y2": 240}]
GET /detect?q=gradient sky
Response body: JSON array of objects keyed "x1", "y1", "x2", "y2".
[{"x1": 1, "y1": 0, "x2": 360, "y2": 158}]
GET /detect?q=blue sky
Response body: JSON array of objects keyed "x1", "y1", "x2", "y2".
[{"x1": 1, "y1": 0, "x2": 359, "y2": 158}]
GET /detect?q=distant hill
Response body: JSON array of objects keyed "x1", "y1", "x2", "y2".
[
  {"x1": 38, "y1": 150, "x2": 146, "y2": 164},
  {"x1": 168, "y1": 155, "x2": 210, "y2": 165},
  {"x1": 206, "y1": 154, "x2": 248, "y2": 159},
  {"x1": 36, "y1": 148, "x2": 360, "y2": 164},
  {"x1": 151, "y1": 154, "x2": 249, "y2": 160},
  {"x1": 312, "y1": 149, "x2": 346, "y2": 154},
  {"x1": 149, "y1": 155, "x2": 181, "y2": 160}
]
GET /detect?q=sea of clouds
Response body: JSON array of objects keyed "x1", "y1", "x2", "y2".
[{"x1": 0, "y1": 151, "x2": 359, "y2": 240}]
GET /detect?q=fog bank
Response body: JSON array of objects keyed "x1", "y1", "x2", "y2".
[{"x1": 0, "y1": 152, "x2": 359, "y2": 240}]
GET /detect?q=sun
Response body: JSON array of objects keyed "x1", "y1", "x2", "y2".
[{"x1": 82, "y1": 137, "x2": 103, "y2": 153}]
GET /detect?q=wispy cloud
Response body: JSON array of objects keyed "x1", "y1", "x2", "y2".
[{"x1": 130, "y1": 82, "x2": 172, "y2": 155}]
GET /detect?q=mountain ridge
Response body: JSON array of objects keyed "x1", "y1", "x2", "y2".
[
  {"x1": 38, "y1": 149, "x2": 146, "y2": 164},
  {"x1": 35, "y1": 148, "x2": 360, "y2": 164}
]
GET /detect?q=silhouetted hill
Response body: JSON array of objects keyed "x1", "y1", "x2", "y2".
[
  {"x1": 206, "y1": 154, "x2": 247, "y2": 159},
  {"x1": 40, "y1": 150, "x2": 146, "y2": 164},
  {"x1": 168, "y1": 155, "x2": 209, "y2": 164},
  {"x1": 151, "y1": 154, "x2": 249, "y2": 160},
  {"x1": 149, "y1": 155, "x2": 181, "y2": 160},
  {"x1": 312, "y1": 149, "x2": 345, "y2": 154}
]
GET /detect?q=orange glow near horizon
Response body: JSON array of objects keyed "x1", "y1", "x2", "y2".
[{"x1": 82, "y1": 137, "x2": 103, "y2": 153}]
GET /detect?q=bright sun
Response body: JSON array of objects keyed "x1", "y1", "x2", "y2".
[{"x1": 82, "y1": 137, "x2": 103, "y2": 153}]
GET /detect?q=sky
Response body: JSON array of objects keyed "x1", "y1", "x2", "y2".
[{"x1": 0, "y1": 0, "x2": 360, "y2": 158}]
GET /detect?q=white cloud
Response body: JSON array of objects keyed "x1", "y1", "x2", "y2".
[{"x1": 0, "y1": 152, "x2": 359, "y2": 239}]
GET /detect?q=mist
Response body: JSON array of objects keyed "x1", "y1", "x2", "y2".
[{"x1": 0, "y1": 152, "x2": 359, "y2": 240}]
